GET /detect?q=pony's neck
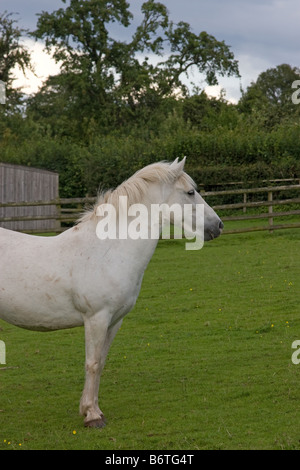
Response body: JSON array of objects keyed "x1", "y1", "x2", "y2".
[
  {"x1": 89, "y1": 181, "x2": 170, "y2": 249},
  {"x1": 144, "y1": 181, "x2": 173, "y2": 205}
]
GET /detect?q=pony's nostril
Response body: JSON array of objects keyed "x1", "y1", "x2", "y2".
[{"x1": 219, "y1": 220, "x2": 224, "y2": 230}]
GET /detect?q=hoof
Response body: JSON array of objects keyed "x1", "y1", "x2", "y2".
[{"x1": 84, "y1": 416, "x2": 106, "y2": 428}]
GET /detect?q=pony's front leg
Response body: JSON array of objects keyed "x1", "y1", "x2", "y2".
[{"x1": 80, "y1": 313, "x2": 121, "y2": 428}]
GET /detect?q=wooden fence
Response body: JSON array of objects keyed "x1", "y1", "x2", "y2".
[
  {"x1": 0, "y1": 184, "x2": 300, "y2": 235},
  {"x1": 0, "y1": 163, "x2": 59, "y2": 231},
  {"x1": 202, "y1": 184, "x2": 300, "y2": 234}
]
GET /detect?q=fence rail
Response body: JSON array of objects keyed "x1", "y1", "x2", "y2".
[
  {"x1": 0, "y1": 184, "x2": 300, "y2": 235},
  {"x1": 201, "y1": 183, "x2": 300, "y2": 234}
]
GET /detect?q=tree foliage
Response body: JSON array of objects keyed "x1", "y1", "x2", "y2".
[
  {"x1": 28, "y1": 0, "x2": 240, "y2": 137},
  {"x1": 1, "y1": 1, "x2": 300, "y2": 198},
  {"x1": 239, "y1": 64, "x2": 300, "y2": 126},
  {"x1": 0, "y1": 11, "x2": 33, "y2": 109}
]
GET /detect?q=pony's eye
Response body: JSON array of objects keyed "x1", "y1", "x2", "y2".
[{"x1": 187, "y1": 189, "x2": 195, "y2": 196}]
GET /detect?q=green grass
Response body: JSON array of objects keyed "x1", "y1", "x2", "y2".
[{"x1": 0, "y1": 225, "x2": 300, "y2": 449}]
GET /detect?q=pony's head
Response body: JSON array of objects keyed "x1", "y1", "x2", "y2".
[
  {"x1": 79, "y1": 157, "x2": 223, "y2": 245},
  {"x1": 161, "y1": 157, "x2": 224, "y2": 243}
]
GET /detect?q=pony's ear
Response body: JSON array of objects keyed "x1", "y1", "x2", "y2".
[
  {"x1": 170, "y1": 156, "x2": 186, "y2": 176},
  {"x1": 170, "y1": 157, "x2": 179, "y2": 167}
]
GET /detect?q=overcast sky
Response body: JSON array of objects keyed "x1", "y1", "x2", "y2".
[{"x1": 1, "y1": 0, "x2": 300, "y2": 102}]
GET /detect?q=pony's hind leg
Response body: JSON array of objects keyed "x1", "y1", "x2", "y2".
[{"x1": 80, "y1": 313, "x2": 122, "y2": 428}]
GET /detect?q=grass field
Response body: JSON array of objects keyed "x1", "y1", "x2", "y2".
[{"x1": 0, "y1": 223, "x2": 300, "y2": 450}]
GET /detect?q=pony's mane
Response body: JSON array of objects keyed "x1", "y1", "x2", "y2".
[{"x1": 78, "y1": 161, "x2": 196, "y2": 224}]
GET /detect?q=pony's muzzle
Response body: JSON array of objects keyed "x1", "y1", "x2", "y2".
[{"x1": 205, "y1": 219, "x2": 224, "y2": 241}]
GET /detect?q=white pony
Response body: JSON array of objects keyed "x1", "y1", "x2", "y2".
[{"x1": 0, "y1": 158, "x2": 223, "y2": 427}]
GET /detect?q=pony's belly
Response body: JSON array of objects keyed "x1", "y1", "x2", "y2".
[
  {"x1": 0, "y1": 293, "x2": 84, "y2": 332},
  {"x1": 0, "y1": 307, "x2": 84, "y2": 331}
]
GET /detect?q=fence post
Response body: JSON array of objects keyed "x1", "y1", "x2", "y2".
[
  {"x1": 268, "y1": 190, "x2": 273, "y2": 233},
  {"x1": 55, "y1": 198, "x2": 61, "y2": 233},
  {"x1": 243, "y1": 193, "x2": 247, "y2": 213}
]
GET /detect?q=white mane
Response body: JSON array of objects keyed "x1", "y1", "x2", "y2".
[{"x1": 78, "y1": 161, "x2": 196, "y2": 224}]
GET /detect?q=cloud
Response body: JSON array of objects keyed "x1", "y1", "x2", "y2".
[
  {"x1": 12, "y1": 39, "x2": 61, "y2": 94},
  {"x1": 1, "y1": 0, "x2": 62, "y2": 30},
  {"x1": 161, "y1": 0, "x2": 300, "y2": 86}
]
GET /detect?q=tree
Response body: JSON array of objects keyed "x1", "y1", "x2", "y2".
[
  {"x1": 29, "y1": 0, "x2": 240, "y2": 138},
  {"x1": 182, "y1": 90, "x2": 239, "y2": 131},
  {"x1": 0, "y1": 11, "x2": 33, "y2": 110},
  {"x1": 238, "y1": 64, "x2": 300, "y2": 126}
]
